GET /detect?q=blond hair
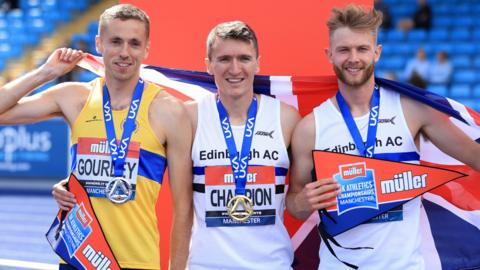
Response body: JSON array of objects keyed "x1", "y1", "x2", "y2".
[{"x1": 327, "y1": 5, "x2": 383, "y2": 39}]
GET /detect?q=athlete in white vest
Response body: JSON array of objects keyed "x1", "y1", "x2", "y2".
[
  {"x1": 186, "y1": 21, "x2": 300, "y2": 269},
  {"x1": 287, "y1": 5, "x2": 480, "y2": 270}
]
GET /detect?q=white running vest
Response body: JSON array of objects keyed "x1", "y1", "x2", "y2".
[
  {"x1": 188, "y1": 94, "x2": 293, "y2": 270},
  {"x1": 314, "y1": 87, "x2": 424, "y2": 270}
]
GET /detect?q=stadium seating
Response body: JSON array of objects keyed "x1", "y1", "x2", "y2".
[
  {"x1": 0, "y1": 0, "x2": 98, "y2": 72},
  {"x1": 377, "y1": 0, "x2": 479, "y2": 109}
]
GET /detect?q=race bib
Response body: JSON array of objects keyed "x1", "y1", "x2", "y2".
[
  {"x1": 205, "y1": 165, "x2": 276, "y2": 227},
  {"x1": 75, "y1": 137, "x2": 140, "y2": 199}
]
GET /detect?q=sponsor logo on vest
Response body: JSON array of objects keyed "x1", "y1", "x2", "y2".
[
  {"x1": 380, "y1": 171, "x2": 427, "y2": 194},
  {"x1": 82, "y1": 244, "x2": 112, "y2": 270},
  {"x1": 90, "y1": 141, "x2": 110, "y2": 154},
  {"x1": 340, "y1": 162, "x2": 366, "y2": 180},
  {"x1": 379, "y1": 116, "x2": 396, "y2": 125},
  {"x1": 85, "y1": 115, "x2": 103, "y2": 123},
  {"x1": 224, "y1": 172, "x2": 257, "y2": 183},
  {"x1": 255, "y1": 130, "x2": 274, "y2": 139}
]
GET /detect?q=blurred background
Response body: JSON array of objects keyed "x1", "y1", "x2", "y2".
[{"x1": 0, "y1": 0, "x2": 478, "y2": 269}]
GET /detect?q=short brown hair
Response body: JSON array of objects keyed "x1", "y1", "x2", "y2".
[
  {"x1": 327, "y1": 5, "x2": 383, "y2": 39},
  {"x1": 206, "y1": 21, "x2": 259, "y2": 60},
  {"x1": 99, "y1": 4, "x2": 150, "y2": 39}
]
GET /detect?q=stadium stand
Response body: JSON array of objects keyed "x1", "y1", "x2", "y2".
[{"x1": 377, "y1": 0, "x2": 480, "y2": 111}]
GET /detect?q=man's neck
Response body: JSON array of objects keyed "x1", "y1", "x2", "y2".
[
  {"x1": 104, "y1": 76, "x2": 140, "y2": 110},
  {"x1": 218, "y1": 91, "x2": 255, "y2": 126},
  {"x1": 337, "y1": 77, "x2": 376, "y2": 117}
]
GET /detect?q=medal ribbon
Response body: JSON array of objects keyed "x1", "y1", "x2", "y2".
[
  {"x1": 336, "y1": 85, "x2": 380, "y2": 157},
  {"x1": 216, "y1": 96, "x2": 257, "y2": 195},
  {"x1": 102, "y1": 79, "x2": 144, "y2": 177}
]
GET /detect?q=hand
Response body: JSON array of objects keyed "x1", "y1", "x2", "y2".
[
  {"x1": 41, "y1": 48, "x2": 86, "y2": 80},
  {"x1": 296, "y1": 178, "x2": 340, "y2": 213},
  {"x1": 52, "y1": 178, "x2": 76, "y2": 211}
]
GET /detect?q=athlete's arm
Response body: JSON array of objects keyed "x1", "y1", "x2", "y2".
[
  {"x1": 286, "y1": 113, "x2": 340, "y2": 220},
  {"x1": 0, "y1": 48, "x2": 85, "y2": 124},
  {"x1": 403, "y1": 96, "x2": 480, "y2": 171},
  {"x1": 151, "y1": 93, "x2": 193, "y2": 270}
]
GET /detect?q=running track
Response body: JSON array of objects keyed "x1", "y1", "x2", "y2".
[{"x1": 0, "y1": 181, "x2": 59, "y2": 270}]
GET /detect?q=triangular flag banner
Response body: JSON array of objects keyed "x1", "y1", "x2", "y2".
[
  {"x1": 46, "y1": 174, "x2": 121, "y2": 270},
  {"x1": 313, "y1": 151, "x2": 467, "y2": 237}
]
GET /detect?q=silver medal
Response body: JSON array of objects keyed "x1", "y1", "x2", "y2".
[{"x1": 105, "y1": 177, "x2": 132, "y2": 204}]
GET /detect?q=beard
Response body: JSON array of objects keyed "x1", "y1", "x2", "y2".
[{"x1": 333, "y1": 60, "x2": 375, "y2": 87}]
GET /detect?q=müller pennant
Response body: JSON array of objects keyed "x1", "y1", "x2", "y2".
[{"x1": 312, "y1": 150, "x2": 467, "y2": 236}]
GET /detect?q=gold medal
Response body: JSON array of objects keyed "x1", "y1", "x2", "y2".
[
  {"x1": 105, "y1": 177, "x2": 132, "y2": 204},
  {"x1": 227, "y1": 195, "x2": 253, "y2": 222}
]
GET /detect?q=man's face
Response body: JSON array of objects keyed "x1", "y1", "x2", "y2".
[
  {"x1": 206, "y1": 37, "x2": 259, "y2": 98},
  {"x1": 326, "y1": 27, "x2": 381, "y2": 88},
  {"x1": 96, "y1": 18, "x2": 149, "y2": 82}
]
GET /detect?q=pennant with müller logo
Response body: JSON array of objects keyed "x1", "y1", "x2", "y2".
[
  {"x1": 313, "y1": 151, "x2": 467, "y2": 237},
  {"x1": 46, "y1": 174, "x2": 121, "y2": 270}
]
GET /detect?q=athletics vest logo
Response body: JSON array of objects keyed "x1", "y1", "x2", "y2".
[
  {"x1": 204, "y1": 165, "x2": 276, "y2": 227},
  {"x1": 334, "y1": 162, "x2": 378, "y2": 215},
  {"x1": 75, "y1": 137, "x2": 139, "y2": 199},
  {"x1": 255, "y1": 130, "x2": 274, "y2": 139},
  {"x1": 313, "y1": 150, "x2": 466, "y2": 236},
  {"x1": 379, "y1": 116, "x2": 396, "y2": 125}
]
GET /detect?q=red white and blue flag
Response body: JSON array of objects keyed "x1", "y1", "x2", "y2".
[{"x1": 78, "y1": 55, "x2": 480, "y2": 270}]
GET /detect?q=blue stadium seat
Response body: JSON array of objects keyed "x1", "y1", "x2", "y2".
[
  {"x1": 473, "y1": 57, "x2": 480, "y2": 68},
  {"x1": 451, "y1": 56, "x2": 471, "y2": 69},
  {"x1": 378, "y1": 30, "x2": 386, "y2": 43},
  {"x1": 430, "y1": 43, "x2": 453, "y2": 54},
  {"x1": 386, "y1": 30, "x2": 406, "y2": 42},
  {"x1": 87, "y1": 21, "x2": 99, "y2": 36},
  {"x1": 0, "y1": 43, "x2": 22, "y2": 59},
  {"x1": 450, "y1": 28, "x2": 471, "y2": 41},
  {"x1": 28, "y1": 18, "x2": 55, "y2": 35},
  {"x1": 473, "y1": 30, "x2": 480, "y2": 41},
  {"x1": 428, "y1": 29, "x2": 449, "y2": 41},
  {"x1": 390, "y1": 5, "x2": 416, "y2": 17},
  {"x1": 393, "y1": 42, "x2": 418, "y2": 56},
  {"x1": 6, "y1": 9, "x2": 23, "y2": 24},
  {"x1": 432, "y1": 5, "x2": 451, "y2": 16},
  {"x1": 449, "y1": 85, "x2": 471, "y2": 99},
  {"x1": 427, "y1": 85, "x2": 448, "y2": 96},
  {"x1": 453, "y1": 4, "x2": 471, "y2": 15},
  {"x1": 473, "y1": 85, "x2": 480, "y2": 98},
  {"x1": 381, "y1": 56, "x2": 405, "y2": 70},
  {"x1": 407, "y1": 30, "x2": 427, "y2": 42},
  {"x1": 453, "y1": 17, "x2": 474, "y2": 28},
  {"x1": 453, "y1": 70, "x2": 477, "y2": 84},
  {"x1": 455, "y1": 43, "x2": 476, "y2": 55},
  {"x1": 433, "y1": 16, "x2": 453, "y2": 28}
]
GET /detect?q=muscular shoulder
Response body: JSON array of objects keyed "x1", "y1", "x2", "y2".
[
  {"x1": 149, "y1": 91, "x2": 191, "y2": 141},
  {"x1": 400, "y1": 94, "x2": 446, "y2": 135}
]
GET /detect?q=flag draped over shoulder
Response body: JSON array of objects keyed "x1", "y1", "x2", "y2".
[{"x1": 78, "y1": 55, "x2": 480, "y2": 270}]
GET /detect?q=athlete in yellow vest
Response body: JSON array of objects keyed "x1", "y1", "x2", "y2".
[{"x1": 0, "y1": 4, "x2": 192, "y2": 270}]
